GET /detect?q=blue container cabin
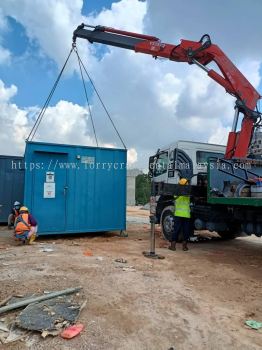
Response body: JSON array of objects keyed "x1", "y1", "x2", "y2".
[{"x1": 24, "y1": 141, "x2": 126, "y2": 235}]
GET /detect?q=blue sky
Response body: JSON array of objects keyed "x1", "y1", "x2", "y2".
[
  {"x1": 0, "y1": 1, "x2": 121, "y2": 108},
  {"x1": 82, "y1": 0, "x2": 120, "y2": 15},
  {"x1": 2, "y1": 0, "x2": 259, "y2": 111},
  {"x1": 0, "y1": 0, "x2": 261, "y2": 166}
]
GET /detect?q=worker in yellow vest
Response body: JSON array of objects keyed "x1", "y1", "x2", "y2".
[
  {"x1": 14, "y1": 206, "x2": 38, "y2": 244},
  {"x1": 169, "y1": 178, "x2": 191, "y2": 251}
]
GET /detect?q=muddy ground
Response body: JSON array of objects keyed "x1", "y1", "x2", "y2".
[{"x1": 0, "y1": 207, "x2": 262, "y2": 350}]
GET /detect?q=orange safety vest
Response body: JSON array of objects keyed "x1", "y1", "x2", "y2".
[{"x1": 15, "y1": 213, "x2": 31, "y2": 235}]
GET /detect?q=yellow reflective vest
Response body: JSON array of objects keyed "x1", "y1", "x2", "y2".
[{"x1": 174, "y1": 196, "x2": 191, "y2": 218}]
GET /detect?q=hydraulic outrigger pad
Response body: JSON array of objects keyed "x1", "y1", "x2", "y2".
[
  {"x1": 143, "y1": 251, "x2": 165, "y2": 259},
  {"x1": 142, "y1": 215, "x2": 165, "y2": 260}
]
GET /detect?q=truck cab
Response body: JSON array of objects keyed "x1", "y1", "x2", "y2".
[
  {"x1": 149, "y1": 140, "x2": 225, "y2": 185},
  {"x1": 149, "y1": 141, "x2": 225, "y2": 240}
]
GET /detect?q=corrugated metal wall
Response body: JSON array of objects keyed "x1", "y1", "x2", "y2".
[{"x1": 0, "y1": 156, "x2": 24, "y2": 223}]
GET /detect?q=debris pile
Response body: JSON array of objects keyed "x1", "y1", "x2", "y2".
[{"x1": 0, "y1": 287, "x2": 85, "y2": 344}]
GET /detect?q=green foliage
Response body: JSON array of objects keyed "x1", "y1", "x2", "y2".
[{"x1": 135, "y1": 174, "x2": 151, "y2": 205}]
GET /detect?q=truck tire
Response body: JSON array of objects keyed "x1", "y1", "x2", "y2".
[
  {"x1": 218, "y1": 225, "x2": 241, "y2": 239},
  {"x1": 160, "y1": 206, "x2": 183, "y2": 242},
  {"x1": 218, "y1": 231, "x2": 236, "y2": 240},
  {"x1": 218, "y1": 223, "x2": 241, "y2": 240}
]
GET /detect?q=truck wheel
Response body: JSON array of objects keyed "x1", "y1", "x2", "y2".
[
  {"x1": 218, "y1": 223, "x2": 241, "y2": 240},
  {"x1": 218, "y1": 231, "x2": 236, "y2": 240},
  {"x1": 160, "y1": 206, "x2": 183, "y2": 242}
]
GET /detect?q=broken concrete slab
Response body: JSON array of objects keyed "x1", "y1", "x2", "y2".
[
  {"x1": 0, "y1": 322, "x2": 9, "y2": 332},
  {"x1": 16, "y1": 297, "x2": 81, "y2": 332},
  {"x1": 0, "y1": 324, "x2": 29, "y2": 344}
]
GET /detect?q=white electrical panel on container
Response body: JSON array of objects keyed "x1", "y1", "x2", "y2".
[{"x1": 44, "y1": 182, "x2": 56, "y2": 198}]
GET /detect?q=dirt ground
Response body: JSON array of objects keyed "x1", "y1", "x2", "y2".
[{"x1": 0, "y1": 207, "x2": 262, "y2": 350}]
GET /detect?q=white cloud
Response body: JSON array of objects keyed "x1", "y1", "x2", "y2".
[
  {"x1": 80, "y1": 0, "x2": 262, "y2": 166},
  {"x1": 0, "y1": 46, "x2": 11, "y2": 64},
  {"x1": 0, "y1": 8, "x2": 8, "y2": 30},
  {"x1": 156, "y1": 73, "x2": 181, "y2": 110},
  {"x1": 0, "y1": 80, "x2": 17, "y2": 102},
  {"x1": 1, "y1": 0, "x2": 87, "y2": 70},
  {"x1": 32, "y1": 100, "x2": 95, "y2": 146},
  {"x1": 208, "y1": 126, "x2": 231, "y2": 145},
  {"x1": 145, "y1": 0, "x2": 262, "y2": 62},
  {"x1": 0, "y1": 80, "x2": 97, "y2": 155},
  {"x1": 0, "y1": 0, "x2": 146, "y2": 71},
  {"x1": 0, "y1": 8, "x2": 11, "y2": 64},
  {"x1": 238, "y1": 60, "x2": 261, "y2": 89},
  {"x1": 127, "y1": 148, "x2": 137, "y2": 165},
  {"x1": 86, "y1": 0, "x2": 146, "y2": 32},
  {"x1": 0, "y1": 82, "x2": 28, "y2": 154},
  {"x1": 0, "y1": 79, "x2": 138, "y2": 165}
]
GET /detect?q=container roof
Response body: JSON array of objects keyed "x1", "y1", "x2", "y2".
[{"x1": 25, "y1": 141, "x2": 127, "y2": 152}]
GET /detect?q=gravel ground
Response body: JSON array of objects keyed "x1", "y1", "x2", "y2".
[{"x1": 0, "y1": 207, "x2": 261, "y2": 350}]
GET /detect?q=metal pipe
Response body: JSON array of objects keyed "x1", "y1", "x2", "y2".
[
  {"x1": 83, "y1": 24, "x2": 96, "y2": 29},
  {"x1": 192, "y1": 58, "x2": 209, "y2": 73},
  {"x1": 150, "y1": 218, "x2": 156, "y2": 254},
  {"x1": 149, "y1": 177, "x2": 156, "y2": 255},
  {"x1": 232, "y1": 108, "x2": 239, "y2": 132},
  {"x1": 0, "y1": 287, "x2": 82, "y2": 315}
]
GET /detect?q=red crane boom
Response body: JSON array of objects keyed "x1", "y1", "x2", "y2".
[{"x1": 73, "y1": 24, "x2": 261, "y2": 159}]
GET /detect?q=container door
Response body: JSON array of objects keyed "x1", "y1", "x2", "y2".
[{"x1": 32, "y1": 152, "x2": 68, "y2": 233}]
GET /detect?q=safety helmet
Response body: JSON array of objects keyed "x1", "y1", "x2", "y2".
[
  {"x1": 14, "y1": 201, "x2": 21, "y2": 206},
  {"x1": 19, "y1": 206, "x2": 29, "y2": 213},
  {"x1": 179, "y1": 178, "x2": 189, "y2": 185}
]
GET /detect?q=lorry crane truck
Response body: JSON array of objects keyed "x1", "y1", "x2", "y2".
[{"x1": 73, "y1": 23, "x2": 262, "y2": 240}]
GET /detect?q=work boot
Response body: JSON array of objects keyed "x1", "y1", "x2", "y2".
[
  {"x1": 182, "y1": 241, "x2": 189, "y2": 251},
  {"x1": 29, "y1": 233, "x2": 36, "y2": 245},
  {"x1": 168, "y1": 241, "x2": 176, "y2": 251}
]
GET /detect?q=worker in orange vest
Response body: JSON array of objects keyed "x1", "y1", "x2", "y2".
[{"x1": 14, "y1": 206, "x2": 38, "y2": 244}]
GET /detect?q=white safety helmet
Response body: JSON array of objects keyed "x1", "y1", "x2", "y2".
[{"x1": 14, "y1": 201, "x2": 21, "y2": 206}]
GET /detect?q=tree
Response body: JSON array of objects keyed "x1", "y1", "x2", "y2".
[{"x1": 135, "y1": 174, "x2": 151, "y2": 205}]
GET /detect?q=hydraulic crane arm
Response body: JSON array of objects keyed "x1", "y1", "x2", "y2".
[{"x1": 73, "y1": 23, "x2": 261, "y2": 159}]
